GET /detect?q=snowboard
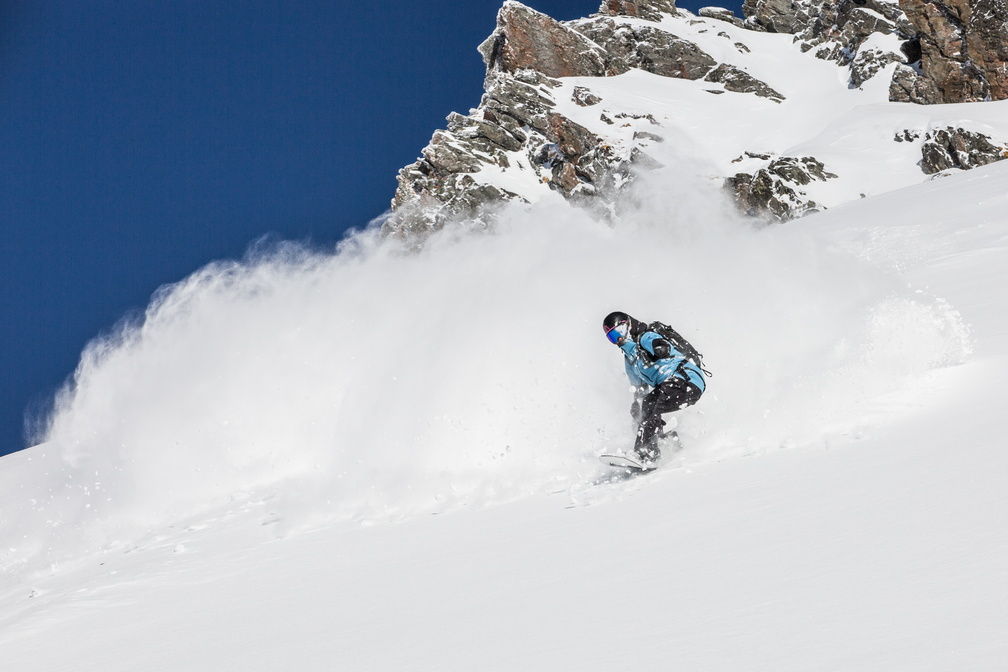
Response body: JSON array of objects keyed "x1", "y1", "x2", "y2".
[
  {"x1": 598, "y1": 431, "x2": 680, "y2": 474},
  {"x1": 599, "y1": 453, "x2": 656, "y2": 472}
]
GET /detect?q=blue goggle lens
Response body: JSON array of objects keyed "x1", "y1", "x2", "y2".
[{"x1": 605, "y1": 324, "x2": 625, "y2": 344}]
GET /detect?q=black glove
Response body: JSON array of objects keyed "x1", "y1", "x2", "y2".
[{"x1": 630, "y1": 387, "x2": 647, "y2": 423}]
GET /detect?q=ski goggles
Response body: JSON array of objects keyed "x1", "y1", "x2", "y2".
[{"x1": 604, "y1": 323, "x2": 628, "y2": 344}]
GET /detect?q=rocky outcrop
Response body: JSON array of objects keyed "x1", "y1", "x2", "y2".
[
  {"x1": 573, "y1": 18, "x2": 719, "y2": 79},
  {"x1": 892, "y1": 0, "x2": 1008, "y2": 103},
  {"x1": 478, "y1": 2, "x2": 609, "y2": 78},
  {"x1": 386, "y1": 1, "x2": 788, "y2": 236},
  {"x1": 736, "y1": 0, "x2": 1008, "y2": 103},
  {"x1": 704, "y1": 63, "x2": 785, "y2": 101},
  {"x1": 726, "y1": 156, "x2": 838, "y2": 220},
  {"x1": 385, "y1": 0, "x2": 1008, "y2": 236},
  {"x1": 889, "y1": 63, "x2": 943, "y2": 103},
  {"x1": 757, "y1": 0, "x2": 1000, "y2": 100},
  {"x1": 478, "y1": 3, "x2": 724, "y2": 82},
  {"x1": 741, "y1": 0, "x2": 917, "y2": 89},
  {"x1": 743, "y1": 0, "x2": 913, "y2": 37},
  {"x1": 742, "y1": 0, "x2": 820, "y2": 34},
  {"x1": 571, "y1": 14, "x2": 784, "y2": 94},
  {"x1": 819, "y1": 8, "x2": 913, "y2": 89},
  {"x1": 541, "y1": 112, "x2": 635, "y2": 200},
  {"x1": 572, "y1": 86, "x2": 603, "y2": 106},
  {"x1": 599, "y1": 0, "x2": 680, "y2": 21},
  {"x1": 850, "y1": 48, "x2": 904, "y2": 88},
  {"x1": 699, "y1": 6, "x2": 746, "y2": 28},
  {"x1": 387, "y1": 68, "x2": 641, "y2": 236},
  {"x1": 390, "y1": 71, "x2": 557, "y2": 232},
  {"x1": 917, "y1": 127, "x2": 1008, "y2": 173}
]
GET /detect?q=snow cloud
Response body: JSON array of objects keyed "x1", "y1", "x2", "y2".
[{"x1": 7, "y1": 154, "x2": 971, "y2": 572}]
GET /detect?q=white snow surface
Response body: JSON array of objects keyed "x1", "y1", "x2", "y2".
[
  {"x1": 2, "y1": 158, "x2": 1006, "y2": 671},
  {"x1": 2, "y1": 11, "x2": 1008, "y2": 670}
]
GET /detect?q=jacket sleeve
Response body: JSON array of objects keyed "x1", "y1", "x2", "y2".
[{"x1": 624, "y1": 357, "x2": 648, "y2": 389}]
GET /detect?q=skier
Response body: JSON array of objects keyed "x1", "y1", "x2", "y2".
[{"x1": 602, "y1": 311, "x2": 709, "y2": 464}]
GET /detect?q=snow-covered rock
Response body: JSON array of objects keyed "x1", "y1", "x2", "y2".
[
  {"x1": 747, "y1": 0, "x2": 916, "y2": 91},
  {"x1": 386, "y1": 0, "x2": 1008, "y2": 233},
  {"x1": 727, "y1": 155, "x2": 838, "y2": 220},
  {"x1": 386, "y1": 3, "x2": 794, "y2": 234},
  {"x1": 917, "y1": 126, "x2": 1008, "y2": 173},
  {"x1": 599, "y1": 0, "x2": 681, "y2": 21},
  {"x1": 703, "y1": 61, "x2": 784, "y2": 100},
  {"x1": 388, "y1": 68, "x2": 644, "y2": 235},
  {"x1": 699, "y1": 6, "x2": 746, "y2": 27},
  {"x1": 742, "y1": 0, "x2": 821, "y2": 33},
  {"x1": 573, "y1": 17, "x2": 719, "y2": 79}
]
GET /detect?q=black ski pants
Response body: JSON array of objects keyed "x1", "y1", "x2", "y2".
[{"x1": 634, "y1": 377, "x2": 702, "y2": 457}]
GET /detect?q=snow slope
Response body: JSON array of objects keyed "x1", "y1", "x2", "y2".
[
  {"x1": 1, "y1": 156, "x2": 1006, "y2": 669},
  {"x1": 2, "y1": 8, "x2": 1006, "y2": 662},
  {"x1": 0, "y1": 152, "x2": 971, "y2": 569}
]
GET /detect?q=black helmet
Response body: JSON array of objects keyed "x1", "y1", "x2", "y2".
[{"x1": 603, "y1": 311, "x2": 631, "y2": 345}]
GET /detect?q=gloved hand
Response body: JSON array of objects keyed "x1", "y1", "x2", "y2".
[{"x1": 630, "y1": 387, "x2": 647, "y2": 423}]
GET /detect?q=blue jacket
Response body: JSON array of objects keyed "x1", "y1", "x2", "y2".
[{"x1": 619, "y1": 330, "x2": 706, "y2": 392}]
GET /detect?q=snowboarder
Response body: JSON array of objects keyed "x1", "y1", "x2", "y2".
[{"x1": 602, "y1": 311, "x2": 709, "y2": 465}]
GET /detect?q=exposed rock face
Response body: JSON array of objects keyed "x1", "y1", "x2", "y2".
[
  {"x1": 574, "y1": 18, "x2": 719, "y2": 79},
  {"x1": 743, "y1": 0, "x2": 913, "y2": 37},
  {"x1": 599, "y1": 0, "x2": 680, "y2": 21},
  {"x1": 917, "y1": 127, "x2": 1008, "y2": 173},
  {"x1": 388, "y1": 68, "x2": 640, "y2": 235},
  {"x1": 746, "y1": 0, "x2": 999, "y2": 102},
  {"x1": 699, "y1": 6, "x2": 745, "y2": 28},
  {"x1": 961, "y1": 0, "x2": 1008, "y2": 100},
  {"x1": 542, "y1": 112, "x2": 634, "y2": 200},
  {"x1": 572, "y1": 13, "x2": 784, "y2": 93},
  {"x1": 889, "y1": 63, "x2": 943, "y2": 103},
  {"x1": 388, "y1": 0, "x2": 1008, "y2": 234},
  {"x1": 742, "y1": 0, "x2": 819, "y2": 34},
  {"x1": 726, "y1": 156, "x2": 838, "y2": 221},
  {"x1": 850, "y1": 48, "x2": 904, "y2": 88},
  {"x1": 704, "y1": 63, "x2": 785, "y2": 101},
  {"x1": 386, "y1": 1, "x2": 788, "y2": 236},
  {"x1": 893, "y1": 0, "x2": 1008, "y2": 103},
  {"x1": 390, "y1": 71, "x2": 557, "y2": 232},
  {"x1": 572, "y1": 86, "x2": 603, "y2": 106},
  {"x1": 479, "y1": 2, "x2": 721, "y2": 81},
  {"x1": 478, "y1": 2, "x2": 609, "y2": 77},
  {"x1": 740, "y1": 0, "x2": 918, "y2": 89}
]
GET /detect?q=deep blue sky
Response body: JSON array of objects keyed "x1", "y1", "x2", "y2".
[{"x1": 1, "y1": 0, "x2": 741, "y2": 455}]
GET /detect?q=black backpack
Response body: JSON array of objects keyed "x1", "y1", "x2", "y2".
[{"x1": 647, "y1": 321, "x2": 712, "y2": 378}]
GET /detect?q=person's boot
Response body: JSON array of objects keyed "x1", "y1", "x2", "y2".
[
  {"x1": 634, "y1": 414, "x2": 663, "y2": 465},
  {"x1": 634, "y1": 439, "x2": 660, "y2": 465}
]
